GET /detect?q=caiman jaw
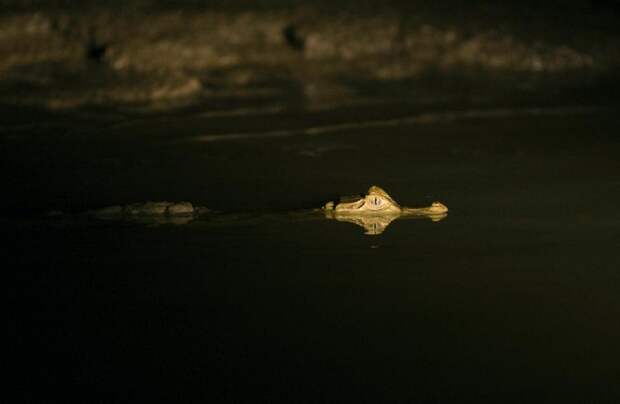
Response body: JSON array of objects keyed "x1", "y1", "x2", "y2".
[
  {"x1": 334, "y1": 198, "x2": 365, "y2": 212},
  {"x1": 401, "y1": 201, "x2": 448, "y2": 217}
]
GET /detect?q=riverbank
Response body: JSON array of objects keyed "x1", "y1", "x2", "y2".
[{"x1": 1, "y1": 1, "x2": 619, "y2": 109}]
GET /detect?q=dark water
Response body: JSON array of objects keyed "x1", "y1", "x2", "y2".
[{"x1": 6, "y1": 103, "x2": 620, "y2": 402}]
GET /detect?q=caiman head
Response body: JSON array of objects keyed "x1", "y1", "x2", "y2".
[
  {"x1": 323, "y1": 185, "x2": 402, "y2": 215},
  {"x1": 322, "y1": 186, "x2": 448, "y2": 235}
]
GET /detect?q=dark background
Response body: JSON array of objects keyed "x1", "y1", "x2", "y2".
[{"x1": 5, "y1": 1, "x2": 620, "y2": 403}]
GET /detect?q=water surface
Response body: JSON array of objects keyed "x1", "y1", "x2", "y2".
[{"x1": 6, "y1": 102, "x2": 620, "y2": 402}]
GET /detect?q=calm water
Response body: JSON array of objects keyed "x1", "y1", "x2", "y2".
[{"x1": 6, "y1": 103, "x2": 620, "y2": 402}]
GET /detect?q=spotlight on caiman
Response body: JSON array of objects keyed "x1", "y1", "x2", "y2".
[{"x1": 322, "y1": 185, "x2": 448, "y2": 235}]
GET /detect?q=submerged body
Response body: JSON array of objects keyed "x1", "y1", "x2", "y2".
[
  {"x1": 95, "y1": 201, "x2": 200, "y2": 216},
  {"x1": 88, "y1": 201, "x2": 210, "y2": 225}
]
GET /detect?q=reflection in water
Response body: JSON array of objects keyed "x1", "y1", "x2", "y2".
[
  {"x1": 327, "y1": 213, "x2": 399, "y2": 235},
  {"x1": 86, "y1": 207, "x2": 446, "y2": 234},
  {"x1": 324, "y1": 210, "x2": 447, "y2": 235},
  {"x1": 95, "y1": 215, "x2": 196, "y2": 226}
]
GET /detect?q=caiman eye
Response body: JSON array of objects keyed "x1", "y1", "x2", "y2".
[{"x1": 370, "y1": 197, "x2": 382, "y2": 206}]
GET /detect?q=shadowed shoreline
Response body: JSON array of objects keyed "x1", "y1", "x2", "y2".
[{"x1": 1, "y1": 1, "x2": 619, "y2": 110}]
